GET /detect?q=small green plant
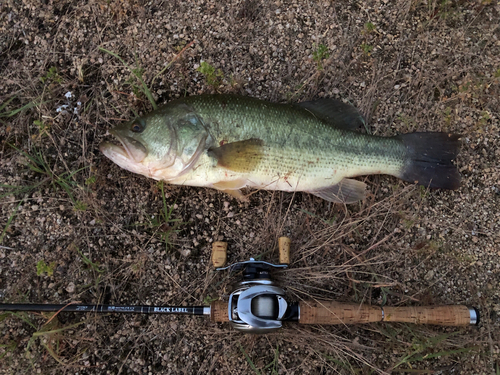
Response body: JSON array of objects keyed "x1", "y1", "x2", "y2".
[
  {"x1": 300, "y1": 209, "x2": 337, "y2": 226},
  {"x1": 36, "y1": 260, "x2": 57, "y2": 277},
  {"x1": 202, "y1": 295, "x2": 218, "y2": 305},
  {"x1": 0, "y1": 340, "x2": 17, "y2": 360},
  {"x1": 196, "y1": 61, "x2": 224, "y2": 90},
  {"x1": 73, "y1": 200, "x2": 87, "y2": 211},
  {"x1": 391, "y1": 330, "x2": 477, "y2": 370},
  {"x1": 77, "y1": 249, "x2": 104, "y2": 274},
  {"x1": 262, "y1": 345, "x2": 279, "y2": 374},
  {"x1": 99, "y1": 47, "x2": 157, "y2": 109},
  {"x1": 238, "y1": 343, "x2": 261, "y2": 375},
  {"x1": 0, "y1": 96, "x2": 41, "y2": 125},
  {"x1": 494, "y1": 67, "x2": 500, "y2": 78},
  {"x1": 2, "y1": 311, "x2": 87, "y2": 365},
  {"x1": 364, "y1": 22, "x2": 376, "y2": 33},
  {"x1": 312, "y1": 43, "x2": 330, "y2": 70},
  {"x1": 0, "y1": 201, "x2": 22, "y2": 244},
  {"x1": 443, "y1": 106, "x2": 453, "y2": 127},
  {"x1": 396, "y1": 114, "x2": 416, "y2": 132},
  {"x1": 40, "y1": 67, "x2": 62, "y2": 84},
  {"x1": 419, "y1": 185, "x2": 430, "y2": 199},
  {"x1": 476, "y1": 110, "x2": 491, "y2": 131},
  {"x1": 33, "y1": 119, "x2": 49, "y2": 135},
  {"x1": 151, "y1": 182, "x2": 187, "y2": 250},
  {"x1": 85, "y1": 176, "x2": 96, "y2": 185},
  {"x1": 360, "y1": 43, "x2": 373, "y2": 56},
  {"x1": 4, "y1": 145, "x2": 87, "y2": 209}
]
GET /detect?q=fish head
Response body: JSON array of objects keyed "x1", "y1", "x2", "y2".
[{"x1": 100, "y1": 103, "x2": 211, "y2": 180}]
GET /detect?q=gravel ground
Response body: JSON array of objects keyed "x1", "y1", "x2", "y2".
[{"x1": 1, "y1": 0, "x2": 499, "y2": 374}]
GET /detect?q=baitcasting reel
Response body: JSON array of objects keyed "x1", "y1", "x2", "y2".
[{"x1": 217, "y1": 259, "x2": 298, "y2": 333}]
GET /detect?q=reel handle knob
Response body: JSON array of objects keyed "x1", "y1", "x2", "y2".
[
  {"x1": 212, "y1": 241, "x2": 228, "y2": 268},
  {"x1": 278, "y1": 237, "x2": 291, "y2": 265}
]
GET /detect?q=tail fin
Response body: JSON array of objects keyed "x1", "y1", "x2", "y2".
[{"x1": 397, "y1": 133, "x2": 461, "y2": 190}]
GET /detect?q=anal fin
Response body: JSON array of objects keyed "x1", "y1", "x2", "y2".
[{"x1": 309, "y1": 178, "x2": 366, "y2": 204}]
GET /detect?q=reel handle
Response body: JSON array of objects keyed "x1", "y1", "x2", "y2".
[{"x1": 299, "y1": 301, "x2": 478, "y2": 326}]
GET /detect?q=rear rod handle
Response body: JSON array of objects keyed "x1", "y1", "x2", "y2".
[{"x1": 298, "y1": 301, "x2": 479, "y2": 326}]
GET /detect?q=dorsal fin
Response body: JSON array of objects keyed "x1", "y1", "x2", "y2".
[{"x1": 297, "y1": 98, "x2": 365, "y2": 132}]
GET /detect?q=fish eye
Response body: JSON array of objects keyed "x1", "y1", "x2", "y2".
[{"x1": 131, "y1": 120, "x2": 145, "y2": 133}]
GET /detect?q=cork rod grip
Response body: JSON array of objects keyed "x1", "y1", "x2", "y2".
[
  {"x1": 299, "y1": 301, "x2": 475, "y2": 326},
  {"x1": 382, "y1": 305, "x2": 473, "y2": 326},
  {"x1": 210, "y1": 301, "x2": 229, "y2": 322}
]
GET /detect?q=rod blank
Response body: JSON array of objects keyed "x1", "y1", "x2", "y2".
[{"x1": 0, "y1": 303, "x2": 209, "y2": 316}]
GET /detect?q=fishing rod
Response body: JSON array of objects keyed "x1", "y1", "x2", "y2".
[{"x1": 0, "y1": 238, "x2": 479, "y2": 333}]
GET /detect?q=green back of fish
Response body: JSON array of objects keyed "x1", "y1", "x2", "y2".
[{"x1": 178, "y1": 94, "x2": 406, "y2": 178}]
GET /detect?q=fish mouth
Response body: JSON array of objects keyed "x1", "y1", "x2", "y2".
[{"x1": 100, "y1": 129, "x2": 148, "y2": 163}]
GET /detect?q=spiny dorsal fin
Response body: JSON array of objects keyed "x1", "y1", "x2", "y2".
[
  {"x1": 297, "y1": 98, "x2": 365, "y2": 132},
  {"x1": 207, "y1": 138, "x2": 264, "y2": 173},
  {"x1": 309, "y1": 178, "x2": 366, "y2": 203}
]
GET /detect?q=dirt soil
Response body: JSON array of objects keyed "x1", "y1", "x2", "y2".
[{"x1": 1, "y1": 0, "x2": 500, "y2": 374}]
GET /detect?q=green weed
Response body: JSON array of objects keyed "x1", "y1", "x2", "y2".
[
  {"x1": 202, "y1": 295, "x2": 218, "y2": 305},
  {"x1": 4, "y1": 145, "x2": 87, "y2": 208},
  {"x1": 312, "y1": 43, "x2": 330, "y2": 70},
  {"x1": 144, "y1": 182, "x2": 187, "y2": 251},
  {"x1": 100, "y1": 41, "x2": 195, "y2": 109},
  {"x1": 196, "y1": 61, "x2": 224, "y2": 90},
  {"x1": 0, "y1": 96, "x2": 41, "y2": 125},
  {"x1": 364, "y1": 22, "x2": 376, "y2": 33},
  {"x1": 1, "y1": 311, "x2": 86, "y2": 366},
  {"x1": 33, "y1": 119, "x2": 50, "y2": 136},
  {"x1": 494, "y1": 67, "x2": 500, "y2": 79},
  {"x1": 73, "y1": 200, "x2": 88, "y2": 211},
  {"x1": 419, "y1": 185, "x2": 430, "y2": 199},
  {"x1": 76, "y1": 248, "x2": 104, "y2": 290},
  {"x1": 130, "y1": 184, "x2": 187, "y2": 251},
  {"x1": 238, "y1": 343, "x2": 261, "y2": 375},
  {"x1": 360, "y1": 43, "x2": 373, "y2": 56},
  {"x1": 0, "y1": 340, "x2": 17, "y2": 360},
  {"x1": 443, "y1": 106, "x2": 453, "y2": 127},
  {"x1": 36, "y1": 260, "x2": 57, "y2": 277},
  {"x1": 77, "y1": 249, "x2": 105, "y2": 274},
  {"x1": 263, "y1": 344, "x2": 280, "y2": 374},
  {"x1": 85, "y1": 176, "x2": 96, "y2": 185},
  {"x1": 300, "y1": 208, "x2": 337, "y2": 226},
  {"x1": 392, "y1": 331, "x2": 477, "y2": 370},
  {"x1": 99, "y1": 47, "x2": 157, "y2": 109},
  {"x1": 324, "y1": 354, "x2": 357, "y2": 373},
  {"x1": 397, "y1": 114, "x2": 416, "y2": 132},
  {"x1": 40, "y1": 67, "x2": 62, "y2": 84},
  {"x1": 0, "y1": 200, "x2": 22, "y2": 244}
]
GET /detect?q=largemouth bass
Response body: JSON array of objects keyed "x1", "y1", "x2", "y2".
[{"x1": 100, "y1": 95, "x2": 460, "y2": 203}]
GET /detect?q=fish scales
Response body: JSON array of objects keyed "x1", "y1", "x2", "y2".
[{"x1": 171, "y1": 95, "x2": 405, "y2": 190}]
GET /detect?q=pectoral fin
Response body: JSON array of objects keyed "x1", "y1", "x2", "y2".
[
  {"x1": 309, "y1": 178, "x2": 366, "y2": 203},
  {"x1": 297, "y1": 99, "x2": 366, "y2": 132},
  {"x1": 208, "y1": 138, "x2": 264, "y2": 173}
]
